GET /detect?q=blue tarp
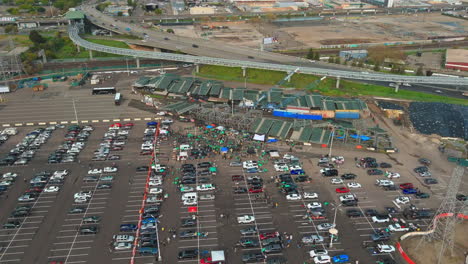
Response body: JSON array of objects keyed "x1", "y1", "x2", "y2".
[
  {"x1": 350, "y1": 134, "x2": 371, "y2": 141},
  {"x1": 206, "y1": 125, "x2": 213, "y2": 129},
  {"x1": 147, "y1": 121, "x2": 157, "y2": 125},
  {"x1": 221, "y1": 147, "x2": 229, "y2": 153},
  {"x1": 267, "y1": 139, "x2": 279, "y2": 143}
]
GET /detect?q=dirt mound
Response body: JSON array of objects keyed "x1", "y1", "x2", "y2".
[{"x1": 401, "y1": 221, "x2": 468, "y2": 264}]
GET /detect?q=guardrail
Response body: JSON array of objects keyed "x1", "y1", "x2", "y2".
[{"x1": 68, "y1": 25, "x2": 468, "y2": 85}]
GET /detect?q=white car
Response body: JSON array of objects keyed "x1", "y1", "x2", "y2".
[
  {"x1": 180, "y1": 186, "x2": 194, "y2": 192},
  {"x1": 376, "y1": 179, "x2": 394, "y2": 186},
  {"x1": 183, "y1": 198, "x2": 197, "y2": 206},
  {"x1": 243, "y1": 161, "x2": 258, "y2": 169},
  {"x1": 53, "y1": 170, "x2": 69, "y2": 177},
  {"x1": 3, "y1": 172, "x2": 17, "y2": 178},
  {"x1": 307, "y1": 202, "x2": 322, "y2": 209},
  {"x1": 395, "y1": 196, "x2": 410, "y2": 204},
  {"x1": 274, "y1": 164, "x2": 289, "y2": 172},
  {"x1": 237, "y1": 215, "x2": 255, "y2": 224},
  {"x1": 18, "y1": 194, "x2": 36, "y2": 202},
  {"x1": 304, "y1": 192, "x2": 318, "y2": 199},
  {"x1": 113, "y1": 235, "x2": 135, "y2": 243},
  {"x1": 0, "y1": 180, "x2": 13, "y2": 186},
  {"x1": 385, "y1": 172, "x2": 400, "y2": 179},
  {"x1": 320, "y1": 167, "x2": 333, "y2": 174},
  {"x1": 283, "y1": 154, "x2": 296, "y2": 160},
  {"x1": 347, "y1": 182, "x2": 361, "y2": 188},
  {"x1": 372, "y1": 215, "x2": 390, "y2": 223},
  {"x1": 331, "y1": 156, "x2": 344, "y2": 163},
  {"x1": 339, "y1": 194, "x2": 356, "y2": 202},
  {"x1": 44, "y1": 186, "x2": 60, "y2": 193},
  {"x1": 141, "y1": 223, "x2": 157, "y2": 230},
  {"x1": 74, "y1": 197, "x2": 89, "y2": 203},
  {"x1": 289, "y1": 165, "x2": 303, "y2": 171},
  {"x1": 196, "y1": 184, "x2": 215, "y2": 191},
  {"x1": 156, "y1": 111, "x2": 166, "y2": 116},
  {"x1": 118, "y1": 130, "x2": 129, "y2": 135},
  {"x1": 286, "y1": 193, "x2": 302, "y2": 200},
  {"x1": 104, "y1": 167, "x2": 118, "y2": 173},
  {"x1": 149, "y1": 188, "x2": 163, "y2": 194},
  {"x1": 113, "y1": 242, "x2": 132, "y2": 250},
  {"x1": 146, "y1": 196, "x2": 161, "y2": 204},
  {"x1": 330, "y1": 178, "x2": 343, "y2": 184},
  {"x1": 377, "y1": 244, "x2": 395, "y2": 253},
  {"x1": 149, "y1": 179, "x2": 162, "y2": 186},
  {"x1": 199, "y1": 194, "x2": 215, "y2": 200},
  {"x1": 317, "y1": 223, "x2": 335, "y2": 231},
  {"x1": 74, "y1": 191, "x2": 92, "y2": 199},
  {"x1": 313, "y1": 255, "x2": 331, "y2": 264},
  {"x1": 88, "y1": 169, "x2": 102, "y2": 175},
  {"x1": 310, "y1": 249, "x2": 329, "y2": 258},
  {"x1": 388, "y1": 223, "x2": 410, "y2": 232}
]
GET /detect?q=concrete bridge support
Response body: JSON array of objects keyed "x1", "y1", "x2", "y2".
[
  {"x1": 336, "y1": 77, "x2": 340, "y2": 88},
  {"x1": 242, "y1": 67, "x2": 247, "y2": 77},
  {"x1": 136, "y1": 57, "x2": 140, "y2": 68}
]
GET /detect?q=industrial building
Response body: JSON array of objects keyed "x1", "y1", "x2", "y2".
[
  {"x1": 339, "y1": 50, "x2": 368, "y2": 60},
  {"x1": 445, "y1": 49, "x2": 468, "y2": 72},
  {"x1": 104, "y1": 5, "x2": 133, "y2": 16}
]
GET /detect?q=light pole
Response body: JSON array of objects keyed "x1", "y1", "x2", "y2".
[
  {"x1": 150, "y1": 214, "x2": 161, "y2": 261},
  {"x1": 329, "y1": 203, "x2": 341, "y2": 248}
]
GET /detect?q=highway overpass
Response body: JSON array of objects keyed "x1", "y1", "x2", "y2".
[{"x1": 68, "y1": 25, "x2": 468, "y2": 86}]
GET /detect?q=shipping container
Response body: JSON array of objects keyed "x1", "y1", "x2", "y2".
[
  {"x1": 335, "y1": 112, "x2": 360, "y2": 119},
  {"x1": 273, "y1": 110, "x2": 322, "y2": 120},
  {"x1": 310, "y1": 110, "x2": 335, "y2": 119},
  {"x1": 286, "y1": 106, "x2": 310, "y2": 113}
]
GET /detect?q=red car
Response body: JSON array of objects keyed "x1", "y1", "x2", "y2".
[
  {"x1": 259, "y1": 231, "x2": 279, "y2": 240},
  {"x1": 140, "y1": 150, "x2": 152, "y2": 156},
  {"x1": 231, "y1": 175, "x2": 244, "y2": 181},
  {"x1": 26, "y1": 187, "x2": 43, "y2": 193},
  {"x1": 399, "y1": 183, "x2": 414, "y2": 190},
  {"x1": 124, "y1": 123, "x2": 134, "y2": 127},
  {"x1": 112, "y1": 146, "x2": 123, "y2": 151},
  {"x1": 249, "y1": 187, "x2": 263, "y2": 193},
  {"x1": 335, "y1": 187, "x2": 350, "y2": 193}
]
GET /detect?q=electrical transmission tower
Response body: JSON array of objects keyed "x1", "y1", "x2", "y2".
[{"x1": 421, "y1": 166, "x2": 466, "y2": 264}]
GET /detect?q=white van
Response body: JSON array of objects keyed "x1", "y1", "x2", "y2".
[{"x1": 182, "y1": 192, "x2": 197, "y2": 201}]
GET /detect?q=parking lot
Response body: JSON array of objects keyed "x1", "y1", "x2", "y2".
[{"x1": 0, "y1": 119, "x2": 460, "y2": 264}]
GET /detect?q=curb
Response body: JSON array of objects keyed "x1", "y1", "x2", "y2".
[{"x1": 0, "y1": 117, "x2": 163, "y2": 128}]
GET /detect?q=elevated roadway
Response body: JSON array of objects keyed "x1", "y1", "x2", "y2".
[{"x1": 68, "y1": 25, "x2": 468, "y2": 86}]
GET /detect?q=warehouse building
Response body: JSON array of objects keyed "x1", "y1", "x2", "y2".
[
  {"x1": 445, "y1": 49, "x2": 468, "y2": 72},
  {"x1": 339, "y1": 50, "x2": 368, "y2": 60}
]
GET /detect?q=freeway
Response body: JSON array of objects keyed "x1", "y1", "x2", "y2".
[{"x1": 68, "y1": 25, "x2": 468, "y2": 86}]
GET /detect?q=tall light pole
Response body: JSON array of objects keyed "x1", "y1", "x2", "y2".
[
  {"x1": 150, "y1": 214, "x2": 162, "y2": 261},
  {"x1": 329, "y1": 203, "x2": 341, "y2": 248}
]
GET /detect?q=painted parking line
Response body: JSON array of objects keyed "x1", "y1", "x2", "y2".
[
  {"x1": 53, "y1": 241, "x2": 93, "y2": 245},
  {"x1": 50, "y1": 247, "x2": 91, "y2": 252},
  {"x1": 47, "y1": 254, "x2": 88, "y2": 258}
]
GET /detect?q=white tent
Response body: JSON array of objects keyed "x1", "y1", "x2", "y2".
[{"x1": 211, "y1": 250, "x2": 225, "y2": 262}]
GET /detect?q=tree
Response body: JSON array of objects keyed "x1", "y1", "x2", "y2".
[
  {"x1": 265, "y1": 13, "x2": 277, "y2": 22},
  {"x1": 36, "y1": 6, "x2": 46, "y2": 13},
  {"x1": 373, "y1": 62, "x2": 380, "y2": 71},
  {"x1": 358, "y1": 60, "x2": 364, "y2": 68},
  {"x1": 117, "y1": 11, "x2": 123, "y2": 16},
  {"x1": 29, "y1": 30, "x2": 45, "y2": 44},
  {"x1": 166, "y1": 28, "x2": 174, "y2": 34},
  {"x1": 6, "y1": 8, "x2": 19, "y2": 15},
  {"x1": 416, "y1": 67, "x2": 424, "y2": 76},
  {"x1": 4, "y1": 24, "x2": 18, "y2": 34},
  {"x1": 154, "y1": 8, "x2": 162, "y2": 15},
  {"x1": 127, "y1": 0, "x2": 133, "y2": 6},
  {"x1": 328, "y1": 57, "x2": 334, "y2": 63},
  {"x1": 351, "y1": 61, "x2": 357, "y2": 67},
  {"x1": 334, "y1": 57, "x2": 341, "y2": 64},
  {"x1": 368, "y1": 46, "x2": 405, "y2": 65},
  {"x1": 313, "y1": 52, "x2": 320, "y2": 60},
  {"x1": 306, "y1": 48, "x2": 314, "y2": 59}
]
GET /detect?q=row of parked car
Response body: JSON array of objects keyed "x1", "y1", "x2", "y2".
[
  {"x1": 2, "y1": 126, "x2": 55, "y2": 166},
  {"x1": 4, "y1": 170, "x2": 68, "y2": 230},
  {"x1": 112, "y1": 123, "x2": 162, "y2": 256},
  {"x1": 0, "y1": 172, "x2": 18, "y2": 197},
  {"x1": 92, "y1": 123, "x2": 133, "y2": 161},
  {"x1": 0, "y1": 128, "x2": 17, "y2": 147},
  {"x1": 48, "y1": 125, "x2": 92, "y2": 163}
]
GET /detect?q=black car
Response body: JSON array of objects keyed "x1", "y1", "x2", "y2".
[
  {"x1": 181, "y1": 178, "x2": 196, "y2": 184},
  {"x1": 380, "y1": 162, "x2": 392, "y2": 168},
  {"x1": 346, "y1": 209, "x2": 363, "y2": 217},
  {"x1": 456, "y1": 194, "x2": 467, "y2": 201},
  {"x1": 242, "y1": 252, "x2": 266, "y2": 262},
  {"x1": 140, "y1": 234, "x2": 157, "y2": 242},
  {"x1": 418, "y1": 158, "x2": 431, "y2": 166},
  {"x1": 234, "y1": 187, "x2": 248, "y2": 194},
  {"x1": 181, "y1": 218, "x2": 197, "y2": 227},
  {"x1": 414, "y1": 166, "x2": 428, "y2": 173},
  {"x1": 197, "y1": 162, "x2": 211, "y2": 168},
  {"x1": 179, "y1": 230, "x2": 197, "y2": 239},
  {"x1": 238, "y1": 238, "x2": 260, "y2": 248},
  {"x1": 415, "y1": 192, "x2": 430, "y2": 199},
  {"x1": 341, "y1": 173, "x2": 357, "y2": 180},
  {"x1": 424, "y1": 178, "x2": 438, "y2": 185},
  {"x1": 11, "y1": 210, "x2": 30, "y2": 218},
  {"x1": 97, "y1": 184, "x2": 112, "y2": 189},
  {"x1": 136, "y1": 166, "x2": 149, "y2": 172},
  {"x1": 69, "y1": 207, "x2": 86, "y2": 214},
  {"x1": 365, "y1": 209, "x2": 378, "y2": 217},
  {"x1": 371, "y1": 231, "x2": 391, "y2": 241},
  {"x1": 341, "y1": 200, "x2": 358, "y2": 206},
  {"x1": 140, "y1": 240, "x2": 157, "y2": 247},
  {"x1": 383, "y1": 185, "x2": 397, "y2": 191},
  {"x1": 262, "y1": 243, "x2": 283, "y2": 253},
  {"x1": 295, "y1": 175, "x2": 310, "y2": 182},
  {"x1": 79, "y1": 225, "x2": 99, "y2": 235},
  {"x1": 3, "y1": 220, "x2": 21, "y2": 228},
  {"x1": 385, "y1": 207, "x2": 398, "y2": 214},
  {"x1": 178, "y1": 249, "x2": 199, "y2": 259},
  {"x1": 198, "y1": 177, "x2": 211, "y2": 183},
  {"x1": 240, "y1": 226, "x2": 257, "y2": 236},
  {"x1": 323, "y1": 170, "x2": 338, "y2": 177}
]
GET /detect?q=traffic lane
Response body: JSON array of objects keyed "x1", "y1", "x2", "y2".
[{"x1": 364, "y1": 80, "x2": 466, "y2": 99}]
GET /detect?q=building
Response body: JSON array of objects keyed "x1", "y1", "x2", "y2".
[
  {"x1": 104, "y1": 5, "x2": 133, "y2": 16},
  {"x1": 445, "y1": 49, "x2": 468, "y2": 71},
  {"x1": 339, "y1": 50, "x2": 368, "y2": 60},
  {"x1": 189, "y1": 6, "x2": 215, "y2": 15}
]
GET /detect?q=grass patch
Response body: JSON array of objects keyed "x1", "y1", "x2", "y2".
[
  {"x1": 52, "y1": 38, "x2": 130, "y2": 59},
  {"x1": 0, "y1": 34, "x2": 32, "y2": 47},
  {"x1": 196, "y1": 65, "x2": 468, "y2": 106},
  {"x1": 148, "y1": 94, "x2": 165, "y2": 99},
  {"x1": 85, "y1": 38, "x2": 130, "y2": 49},
  {"x1": 405, "y1": 49, "x2": 446, "y2": 56}
]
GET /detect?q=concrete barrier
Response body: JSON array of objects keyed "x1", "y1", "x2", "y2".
[{"x1": 2, "y1": 124, "x2": 10, "y2": 127}]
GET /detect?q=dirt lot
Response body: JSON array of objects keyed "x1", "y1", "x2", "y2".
[{"x1": 401, "y1": 221, "x2": 468, "y2": 264}]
